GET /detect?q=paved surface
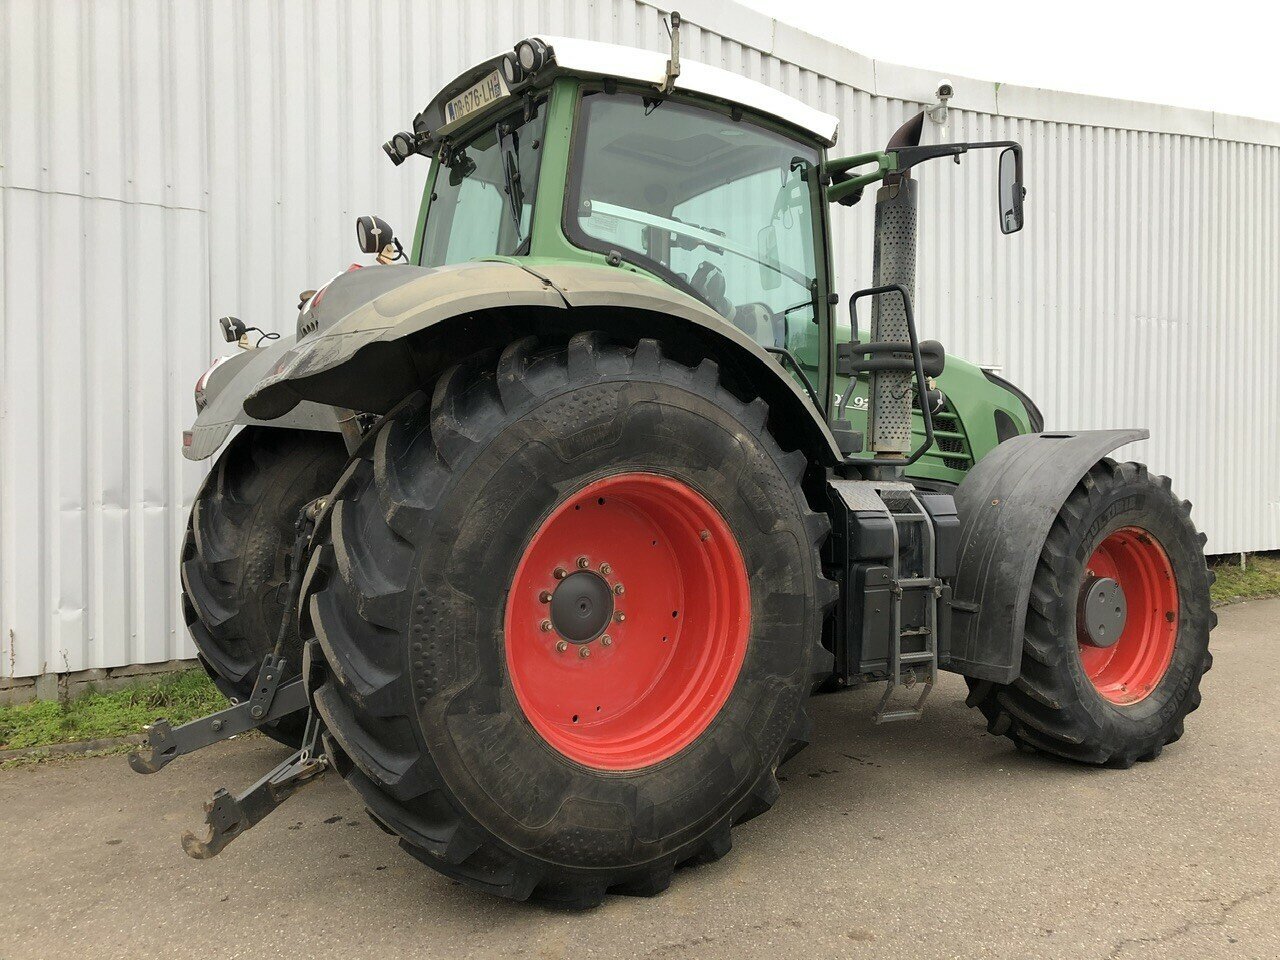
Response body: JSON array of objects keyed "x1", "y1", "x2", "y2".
[{"x1": 3, "y1": 600, "x2": 1277, "y2": 960}]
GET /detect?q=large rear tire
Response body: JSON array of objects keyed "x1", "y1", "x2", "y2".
[
  {"x1": 302, "y1": 334, "x2": 834, "y2": 906},
  {"x1": 966, "y1": 460, "x2": 1215, "y2": 766},
  {"x1": 181, "y1": 428, "x2": 349, "y2": 745}
]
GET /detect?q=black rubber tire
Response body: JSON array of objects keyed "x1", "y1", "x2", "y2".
[
  {"x1": 965, "y1": 459, "x2": 1216, "y2": 767},
  {"x1": 301, "y1": 333, "x2": 835, "y2": 907},
  {"x1": 181, "y1": 427, "x2": 349, "y2": 745}
]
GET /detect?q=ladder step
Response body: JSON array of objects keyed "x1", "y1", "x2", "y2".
[
  {"x1": 875, "y1": 708, "x2": 925, "y2": 724},
  {"x1": 898, "y1": 651, "x2": 935, "y2": 664},
  {"x1": 896, "y1": 577, "x2": 936, "y2": 588}
]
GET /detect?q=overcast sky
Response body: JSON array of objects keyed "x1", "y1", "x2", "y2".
[{"x1": 735, "y1": 0, "x2": 1278, "y2": 123}]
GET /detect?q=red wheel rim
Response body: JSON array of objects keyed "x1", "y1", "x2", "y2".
[
  {"x1": 504, "y1": 473, "x2": 750, "y2": 770},
  {"x1": 1077, "y1": 526, "x2": 1179, "y2": 705}
]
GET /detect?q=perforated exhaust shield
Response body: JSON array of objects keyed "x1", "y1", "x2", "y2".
[{"x1": 869, "y1": 178, "x2": 918, "y2": 455}]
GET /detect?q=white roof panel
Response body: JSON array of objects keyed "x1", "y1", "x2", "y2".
[{"x1": 537, "y1": 36, "x2": 839, "y2": 146}]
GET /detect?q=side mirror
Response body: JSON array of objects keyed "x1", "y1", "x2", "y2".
[
  {"x1": 355, "y1": 215, "x2": 396, "y2": 255},
  {"x1": 998, "y1": 147, "x2": 1025, "y2": 235},
  {"x1": 757, "y1": 225, "x2": 781, "y2": 291}
]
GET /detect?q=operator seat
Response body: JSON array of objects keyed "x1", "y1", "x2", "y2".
[{"x1": 689, "y1": 261, "x2": 734, "y2": 318}]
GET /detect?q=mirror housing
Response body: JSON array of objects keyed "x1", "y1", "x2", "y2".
[
  {"x1": 356, "y1": 215, "x2": 396, "y2": 255},
  {"x1": 998, "y1": 147, "x2": 1025, "y2": 234},
  {"x1": 757, "y1": 225, "x2": 781, "y2": 291}
]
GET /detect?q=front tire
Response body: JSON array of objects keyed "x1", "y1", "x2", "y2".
[
  {"x1": 302, "y1": 334, "x2": 834, "y2": 906},
  {"x1": 966, "y1": 460, "x2": 1215, "y2": 766}
]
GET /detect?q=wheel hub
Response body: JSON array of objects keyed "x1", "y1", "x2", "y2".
[
  {"x1": 549, "y1": 571, "x2": 615, "y2": 643},
  {"x1": 1077, "y1": 576, "x2": 1127, "y2": 648}
]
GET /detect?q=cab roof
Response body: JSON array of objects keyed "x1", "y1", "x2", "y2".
[{"x1": 413, "y1": 36, "x2": 840, "y2": 149}]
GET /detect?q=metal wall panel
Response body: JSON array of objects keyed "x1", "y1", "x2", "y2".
[{"x1": 2, "y1": 0, "x2": 1278, "y2": 677}]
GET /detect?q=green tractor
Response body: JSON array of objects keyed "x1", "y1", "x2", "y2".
[{"x1": 141, "y1": 18, "x2": 1214, "y2": 907}]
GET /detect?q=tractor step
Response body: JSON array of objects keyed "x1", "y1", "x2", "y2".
[{"x1": 828, "y1": 480, "x2": 941, "y2": 722}]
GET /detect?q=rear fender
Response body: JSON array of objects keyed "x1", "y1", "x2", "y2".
[
  {"x1": 945, "y1": 429, "x2": 1149, "y2": 683},
  {"x1": 241, "y1": 260, "x2": 843, "y2": 464},
  {"x1": 184, "y1": 337, "x2": 342, "y2": 461}
]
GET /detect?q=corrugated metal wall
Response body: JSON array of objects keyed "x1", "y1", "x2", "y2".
[{"x1": 3, "y1": 0, "x2": 1278, "y2": 678}]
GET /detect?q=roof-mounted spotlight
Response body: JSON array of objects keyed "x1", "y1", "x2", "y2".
[
  {"x1": 514, "y1": 38, "x2": 548, "y2": 75},
  {"x1": 382, "y1": 130, "x2": 418, "y2": 166},
  {"x1": 499, "y1": 52, "x2": 523, "y2": 87}
]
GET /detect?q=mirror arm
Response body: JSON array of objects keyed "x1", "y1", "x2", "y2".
[
  {"x1": 892, "y1": 139, "x2": 1022, "y2": 175},
  {"x1": 825, "y1": 151, "x2": 896, "y2": 206}
]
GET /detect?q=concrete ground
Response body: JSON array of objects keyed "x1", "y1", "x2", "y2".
[{"x1": 2, "y1": 600, "x2": 1276, "y2": 960}]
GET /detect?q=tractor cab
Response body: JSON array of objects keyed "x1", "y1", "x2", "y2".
[
  {"x1": 375, "y1": 30, "x2": 1033, "y2": 486},
  {"x1": 405, "y1": 34, "x2": 834, "y2": 370}
]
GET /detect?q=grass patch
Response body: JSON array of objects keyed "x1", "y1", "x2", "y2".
[
  {"x1": 1210, "y1": 552, "x2": 1280, "y2": 606},
  {"x1": 0, "y1": 668, "x2": 226, "y2": 752}
]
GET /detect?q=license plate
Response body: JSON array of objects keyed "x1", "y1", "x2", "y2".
[{"x1": 443, "y1": 70, "x2": 509, "y2": 127}]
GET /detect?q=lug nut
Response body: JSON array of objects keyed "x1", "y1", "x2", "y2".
[
  {"x1": 577, "y1": 556, "x2": 590, "y2": 569},
  {"x1": 700, "y1": 529, "x2": 710, "y2": 541},
  {"x1": 556, "y1": 640, "x2": 569, "y2": 653},
  {"x1": 599, "y1": 562, "x2": 612, "y2": 575},
  {"x1": 579, "y1": 646, "x2": 591, "y2": 659},
  {"x1": 539, "y1": 590, "x2": 553, "y2": 603},
  {"x1": 615, "y1": 611, "x2": 625, "y2": 622},
  {"x1": 540, "y1": 619, "x2": 553, "y2": 632},
  {"x1": 601, "y1": 635, "x2": 612, "y2": 647},
  {"x1": 553, "y1": 567, "x2": 568, "y2": 580},
  {"x1": 614, "y1": 583, "x2": 625, "y2": 596}
]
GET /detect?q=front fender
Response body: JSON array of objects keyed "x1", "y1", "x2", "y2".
[
  {"x1": 241, "y1": 260, "x2": 843, "y2": 464},
  {"x1": 184, "y1": 337, "x2": 342, "y2": 461},
  {"x1": 945, "y1": 429, "x2": 1149, "y2": 683}
]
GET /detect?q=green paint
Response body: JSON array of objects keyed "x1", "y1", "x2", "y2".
[{"x1": 824, "y1": 150, "x2": 896, "y2": 205}]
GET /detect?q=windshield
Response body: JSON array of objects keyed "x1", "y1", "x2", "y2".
[
  {"x1": 568, "y1": 92, "x2": 822, "y2": 357},
  {"x1": 420, "y1": 98, "x2": 548, "y2": 266}
]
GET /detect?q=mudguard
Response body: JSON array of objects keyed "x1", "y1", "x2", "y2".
[
  {"x1": 240, "y1": 260, "x2": 843, "y2": 463},
  {"x1": 184, "y1": 337, "x2": 342, "y2": 461},
  {"x1": 945, "y1": 429, "x2": 1149, "y2": 683}
]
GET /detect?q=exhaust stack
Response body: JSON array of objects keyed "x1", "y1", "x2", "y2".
[{"x1": 865, "y1": 111, "x2": 925, "y2": 461}]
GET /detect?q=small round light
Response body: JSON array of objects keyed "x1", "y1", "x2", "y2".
[
  {"x1": 500, "y1": 52, "x2": 522, "y2": 86},
  {"x1": 391, "y1": 131, "x2": 415, "y2": 158},
  {"x1": 515, "y1": 38, "x2": 546, "y2": 73}
]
